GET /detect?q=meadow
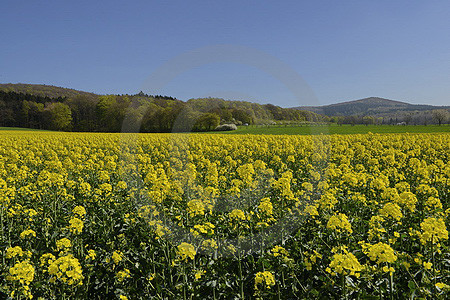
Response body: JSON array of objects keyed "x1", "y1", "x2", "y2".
[
  {"x1": 0, "y1": 130, "x2": 449, "y2": 299},
  {"x1": 216, "y1": 124, "x2": 450, "y2": 135}
]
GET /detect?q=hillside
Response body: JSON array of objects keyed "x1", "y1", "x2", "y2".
[
  {"x1": 0, "y1": 83, "x2": 324, "y2": 132},
  {"x1": 0, "y1": 83, "x2": 98, "y2": 99},
  {"x1": 293, "y1": 97, "x2": 449, "y2": 117}
]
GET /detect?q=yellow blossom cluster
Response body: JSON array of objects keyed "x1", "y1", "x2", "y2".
[
  {"x1": 254, "y1": 271, "x2": 275, "y2": 290},
  {"x1": 327, "y1": 213, "x2": 353, "y2": 234},
  {"x1": 327, "y1": 247, "x2": 362, "y2": 277}
]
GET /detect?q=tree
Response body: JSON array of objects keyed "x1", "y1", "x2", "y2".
[
  {"x1": 231, "y1": 109, "x2": 252, "y2": 124},
  {"x1": 193, "y1": 113, "x2": 220, "y2": 131},
  {"x1": 376, "y1": 117, "x2": 383, "y2": 125},
  {"x1": 432, "y1": 109, "x2": 449, "y2": 125},
  {"x1": 22, "y1": 101, "x2": 45, "y2": 129},
  {"x1": 0, "y1": 100, "x2": 15, "y2": 126},
  {"x1": 66, "y1": 95, "x2": 98, "y2": 131},
  {"x1": 96, "y1": 95, "x2": 131, "y2": 132},
  {"x1": 404, "y1": 114, "x2": 412, "y2": 125},
  {"x1": 44, "y1": 102, "x2": 72, "y2": 130},
  {"x1": 172, "y1": 105, "x2": 198, "y2": 132},
  {"x1": 363, "y1": 116, "x2": 375, "y2": 126}
]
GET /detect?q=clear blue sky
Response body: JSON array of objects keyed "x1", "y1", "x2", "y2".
[{"x1": 1, "y1": 0, "x2": 449, "y2": 107}]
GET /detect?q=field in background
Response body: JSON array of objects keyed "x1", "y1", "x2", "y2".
[
  {"x1": 0, "y1": 127, "x2": 50, "y2": 131},
  {"x1": 1, "y1": 124, "x2": 450, "y2": 135},
  {"x1": 217, "y1": 124, "x2": 450, "y2": 135}
]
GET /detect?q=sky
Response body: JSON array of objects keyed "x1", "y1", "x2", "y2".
[{"x1": 1, "y1": 0, "x2": 449, "y2": 107}]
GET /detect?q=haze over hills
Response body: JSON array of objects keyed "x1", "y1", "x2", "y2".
[{"x1": 292, "y1": 97, "x2": 449, "y2": 117}]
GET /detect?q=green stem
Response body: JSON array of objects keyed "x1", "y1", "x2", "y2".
[
  {"x1": 342, "y1": 275, "x2": 347, "y2": 300},
  {"x1": 0, "y1": 204, "x2": 5, "y2": 266},
  {"x1": 431, "y1": 242, "x2": 436, "y2": 293},
  {"x1": 183, "y1": 263, "x2": 187, "y2": 300},
  {"x1": 389, "y1": 265, "x2": 394, "y2": 300},
  {"x1": 238, "y1": 257, "x2": 244, "y2": 299},
  {"x1": 277, "y1": 279, "x2": 281, "y2": 300}
]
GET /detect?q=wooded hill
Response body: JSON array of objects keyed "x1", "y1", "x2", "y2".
[
  {"x1": 0, "y1": 83, "x2": 323, "y2": 132},
  {"x1": 293, "y1": 97, "x2": 450, "y2": 125}
]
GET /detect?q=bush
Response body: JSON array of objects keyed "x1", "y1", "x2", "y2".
[{"x1": 215, "y1": 123, "x2": 237, "y2": 131}]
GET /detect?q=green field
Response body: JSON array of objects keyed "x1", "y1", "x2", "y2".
[
  {"x1": 0, "y1": 127, "x2": 50, "y2": 131},
  {"x1": 213, "y1": 124, "x2": 450, "y2": 135},
  {"x1": 2, "y1": 124, "x2": 449, "y2": 135}
]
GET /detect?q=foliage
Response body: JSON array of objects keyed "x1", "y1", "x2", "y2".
[
  {"x1": 44, "y1": 102, "x2": 72, "y2": 131},
  {"x1": 193, "y1": 113, "x2": 220, "y2": 131},
  {"x1": 0, "y1": 85, "x2": 324, "y2": 132}
]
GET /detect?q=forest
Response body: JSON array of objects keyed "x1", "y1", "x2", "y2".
[{"x1": 0, "y1": 89, "x2": 324, "y2": 132}]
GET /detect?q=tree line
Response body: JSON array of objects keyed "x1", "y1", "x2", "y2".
[
  {"x1": 0, "y1": 90, "x2": 324, "y2": 132},
  {"x1": 330, "y1": 110, "x2": 449, "y2": 126}
]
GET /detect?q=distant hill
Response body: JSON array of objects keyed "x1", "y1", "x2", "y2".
[
  {"x1": 293, "y1": 97, "x2": 449, "y2": 117},
  {"x1": 0, "y1": 83, "x2": 98, "y2": 99}
]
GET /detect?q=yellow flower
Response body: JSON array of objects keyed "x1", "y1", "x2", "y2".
[
  {"x1": 20, "y1": 229, "x2": 37, "y2": 239},
  {"x1": 397, "y1": 192, "x2": 417, "y2": 212},
  {"x1": 303, "y1": 204, "x2": 319, "y2": 217},
  {"x1": 79, "y1": 182, "x2": 91, "y2": 194},
  {"x1": 226, "y1": 244, "x2": 237, "y2": 254},
  {"x1": 194, "y1": 270, "x2": 206, "y2": 280},
  {"x1": 425, "y1": 197, "x2": 442, "y2": 211},
  {"x1": 85, "y1": 249, "x2": 96, "y2": 260},
  {"x1": 271, "y1": 246, "x2": 289, "y2": 257},
  {"x1": 72, "y1": 205, "x2": 86, "y2": 217},
  {"x1": 56, "y1": 238, "x2": 72, "y2": 251},
  {"x1": 254, "y1": 271, "x2": 275, "y2": 290},
  {"x1": 365, "y1": 242, "x2": 397, "y2": 264},
  {"x1": 47, "y1": 254, "x2": 83, "y2": 285},
  {"x1": 112, "y1": 251, "x2": 124, "y2": 264},
  {"x1": 116, "y1": 268, "x2": 131, "y2": 282},
  {"x1": 379, "y1": 202, "x2": 402, "y2": 221},
  {"x1": 187, "y1": 199, "x2": 205, "y2": 217},
  {"x1": 40, "y1": 253, "x2": 56, "y2": 267},
  {"x1": 316, "y1": 192, "x2": 338, "y2": 210},
  {"x1": 100, "y1": 183, "x2": 112, "y2": 193},
  {"x1": 177, "y1": 242, "x2": 196, "y2": 261},
  {"x1": 8, "y1": 260, "x2": 35, "y2": 285},
  {"x1": 436, "y1": 282, "x2": 450, "y2": 290},
  {"x1": 302, "y1": 182, "x2": 313, "y2": 192},
  {"x1": 327, "y1": 213, "x2": 353, "y2": 234},
  {"x1": 116, "y1": 180, "x2": 128, "y2": 190},
  {"x1": 258, "y1": 198, "x2": 273, "y2": 215},
  {"x1": 419, "y1": 217, "x2": 448, "y2": 245},
  {"x1": 68, "y1": 217, "x2": 84, "y2": 234},
  {"x1": 191, "y1": 222, "x2": 215, "y2": 236},
  {"x1": 201, "y1": 239, "x2": 218, "y2": 250},
  {"x1": 423, "y1": 262, "x2": 432, "y2": 270},
  {"x1": 382, "y1": 265, "x2": 395, "y2": 275},
  {"x1": 328, "y1": 251, "x2": 362, "y2": 277},
  {"x1": 6, "y1": 246, "x2": 24, "y2": 259},
  {"x1": 229, "y1": 209, "x2": 246, "y2": 221},
  {"x1": 119, "y1": 295, "x2": 129, "y2": 300}
]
